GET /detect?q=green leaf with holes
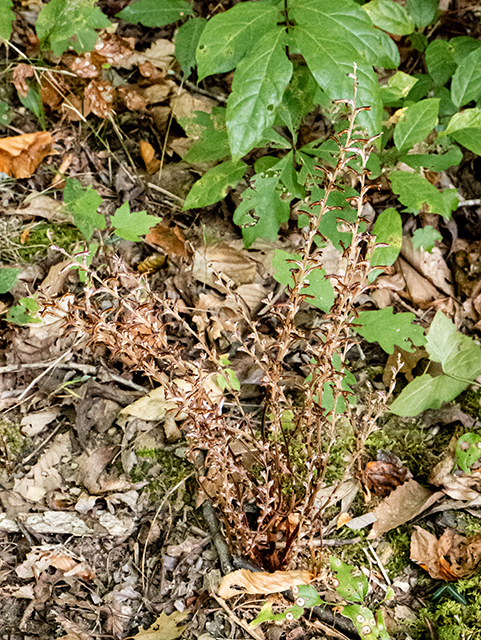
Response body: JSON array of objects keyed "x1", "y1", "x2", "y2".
[
  {"x1": 116, "y1": 0, "x2": 193, "y2": 27},
  {"x1": 455, "y1": 433, "x2": 481, "y2": 475},
  {"x1": 196, "y1": 2, "x2": 279, "y2": 80},
  {"x1": 330, "y1": 557, "x2": 368, "y2": 602},
  {"x1": 6, "y1": 297, "x2": 41, "y2": 325},
  {"x1": 36, "y1": 0, "x2": 111, "y2": 56},
  {"x1": 183, "y1": 160, "x2": 246, "y2": 210},
  {"x1": 226, "y1": 27, "x2": 292, "y2": 159},
  {"x1": 181, "y1": 108, "x2": 230, "y2": 163},
  {"x1": 342, "y1": 604, "x2": 388, "y2": 640}
]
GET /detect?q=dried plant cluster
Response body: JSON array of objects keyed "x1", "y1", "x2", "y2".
[{"x1": 67, "y1": 84, "x2": 390, "y2": 570}]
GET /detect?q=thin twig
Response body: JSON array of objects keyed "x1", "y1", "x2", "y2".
[
  {"x1": 211, "y1": 593, "x2": 264, "y2": 640},
  {"x1": 17, "y1": 350, "x2": 72, "y2": 402},
  {"x1": 21, "y1": 422, "x2": 63, "y2": 465}
]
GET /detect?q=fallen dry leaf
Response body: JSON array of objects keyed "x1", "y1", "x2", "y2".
[
  {"x1": 429, "y1": 452, "x2": 481, "y2": 501},
  {"x1": 131, "y1": 610, "x2": 188, "y2": 640},
  {"x1": 84, "y1": 79, "x2": 115, "y2": 118},
  {"x1": 218, "y1": 568, "x2": 314, "y2": 599},
  {"x1": 365, "y1": 451, "x2": 413, "y2": 497},
  {"x1": 79, "y1": 446, "x2": 132, "y2": 495},
  {"x1": 0, "y1": 131, "x2": 53, "y2": 179},
  {"x1": 140, "y1": 140, "x2": 161, "y2": 173},
  {"x1": 12, "y1": 194, "x2": 73, "y2": 223},
  {"x1": 367, "y1": 478, "x2": 443, "y2": 539},
  {"x1": 411, "y1": 526, "x2": 481, "y2": 580},
  {"x1": 145, "y1": 222, "x2": 188, "y2": 259},
  {"x1": 401, "y1": 236, "x2": 454, "y2": 298},
  {"x1": 193, "y1": 243, "x2": 258, "y2": 291},
  {"x1": 16, "y1": 544, "x2": 96, "y2": 580},
  {"x1": 397, "y1": 256, "x2": 440, "y2": 307},
  {"x1": 13, "y1": 63, "x2": 34, "y2": 97}
]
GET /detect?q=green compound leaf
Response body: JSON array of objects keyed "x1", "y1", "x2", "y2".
[
  {"x1": 116, "y1": 0, "x2": 193, "y2": 28},
  {"x1": 363, "y1": 0, "x2": 414, "y2": 36},
  {"x1": 330, "y1": 557, "x2": 368, "y2": 602},
  {"x1": 0, "y1": 0, "x2": 14, "y2": 41},
  {"x1": 181, "y1": 108, "x2": 230, "y2": 164},
  {"x1": 110, "y1": 202, "x2": 158, "y2": 242},
  {"x1": 6, "y1": 297, "x2": 41, "y2": 325},
  {"x1": 412, "y1": 226, "x2": 442, "y2": 252},
  {"x1": 393, "y1": 98, "x2": 439, "y2": 152},
  {"x1": 400, "y1": 147, "x2": 463, "y2": 172},
  {"x1": 174, "y1": 17, "x2": 207, "y2": 76},
  {"x1": 64, "y1": 178, "x2": 105, "y2": 241},
  {"x1": 234, "y1": 168, "x2": 291, "y2": 248},
  {"x1": 390, "y1": 171, "x2": 458, "y2": 219},
  {"x1": 451, "y1": 47, "x2": 481, "y2": 108},
  {"x1": 355, "y1": 308, "x2": 426, "y2": 354},
  {"x1": 0, "y1": 267, "x2": 21, "y2": 294},
  {"x1": 370, "y1": 207, "x2": 402, "y2": 276},
  {"x1": 406, "y1": 0, "x2": 438, "y2": 28},
  {"x1": 455, "y1": 433, "x2": 481, "y2": 475},
  {"x1": 389, "y1": 373, "x2": 467, "y2": 417},
  {"x1": 196, "y1": 2, "x2": 279, "y2": 80},
  {"x1": 226, "y1": 27, "x2": 293, "y2": 159},
  {"x1": 36, "y1": 0, "x2": 111, "y2": 56},
  {"x1": 183, "y1": 160, "x2": 246, "y2": 210},
  {"x1": 442, "y1": 108, "x2": 481, "y2": 155},
  {"x1": 425, "y1": 39, "x2": 456, "y2": 86}
]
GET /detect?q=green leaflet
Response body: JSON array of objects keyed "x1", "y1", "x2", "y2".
[
  {"x1": 0, "y1": 0, "x2": 14, "y2": 41},
  {"x1": 406, "y1": 0, "x2": 438, "y2": 28},
  {"x1": 36, "y1": 0, "x2": 111, "y2": 56},
  {"x1": 399, "y1": 147, "x2": 463, "y2": 171},
  {"x1": 369, "y1": 207, "x2": 402, "y2": 281},
  {"x1": 110, "y1": 202, "x2": 158, "y2": 242},
  {"x1": 425, "y1": 40, "x2": 456, "y2": 86},
  {"x1": 390, "y1": 171, "x2": 458, "y2": 219},
  {"x1": 0, "y1": 267, "x2": 21, "y2": 294},
  {"x1": 412, "y1": 226, "x2": 442, "y2": 252},
  {"x1": 182, "y1": 109, "x2": 230, "y2": 164},
  {"x1": 196, "y1": 2, "x2": 279, "y2": 80},
  {"x1": 393, "y1": 98, "x2": 439, "y2": 152},
  {"x1": 355, "y1": 308, "x2": 426, "y2": 354},
  {"x1": 363, "y1": 0, "x2": 414, "y2": 36},
  {"x1": 174, "y1": 17, "x2": 207, "y2": 76},
  {"x1": 63, "y1": 178, "x2": 105, "y2": 241},
  {"x1": 451, "y1": 47, "x2": 481, "y2": 108},
  {"x1": 441, "y1": 108, "x2": 481, "y2": 155},
  {"x1": 116, "y1": 0, "x2": 193, "y2": 28},
  {"x1": 226, "y1": 28, "x2": 293, "y2": 159},
  {"x1": 182, "y1": 160, "x2": 246, "y2": 210}
]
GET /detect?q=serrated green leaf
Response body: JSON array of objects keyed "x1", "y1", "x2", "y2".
[
  {"x1": 0, "y1": 0, "x2": 14, "y2": 41},
  {"x1": 412, "y1": 226, "x2": 442, "y2": 252},
  {"x1": 441, "y1": 108, "x2": 481, "y2": 155},
  {"x1": 393, "y1": 98, "x2": 439, "y2": 152},
  {"x1": 174, "y1": 17, "x2": 207, "y2": 76},
  {"x1": 0, "y1": 267, "x2": 21, "y2": 294},
  {"x1": 64, "y1": 178, "x2": 105, "y2": 241},
  {"x1": 182, "y1": 109, "x2": 230, "y2": 164},
  {"x1": 36, "y1": 0, "x2": 111, "y2": 56},
  {"x1": 451, "y1": 36, "x2": 481, "y2": 65},
  {"x1": 302, "y1": 268, "x2": 334, "y2": 312},
  {"x1": 451, "y1": 47, "x2": 481, "y2": 108},
  {"x1": 110, "y1": 202, "x2": 158, "y2": 242},
  {"x1": 234, "y1": 166, "x2": 291, "y2": 247},
  {"x1": 183, "y1": 160, "x2": 246, "y2": 210},
  {"x1": 425, "y1": 40, "x2": 456, "y2": 86},
  {"x1": 196, "y1": 2, "x2": 279, "y2": 80},
  {"x1": 355, "y1": 308, "x2": 426, "y2": 354},
  {"x1": 369, "y1": 207, "x2": 402, "y2": 277},
  {"x1": 455, "y1": 433, "x2": 481, "y2": 474},
  {"x1": 226, "y1": 27, "x2": 292, "y2": 159},
  {"x1": 330, "y1": 557, "x2": 368, "y2": 602},
  {"x1": 271, "y1": 249, "x2": 302, "y2": 288},
  {"x1": 116, "y1": 0, "x2": 193, "y2": 28},
  {"x1": 363, "y1": 0, "x2": 414, "y2": 35},
  {"x1": 390, "y1": 171, "x2": 458, "y2": 219},
  {"x1": 389, "y1": 373, "x2": 467, "y2": 416},
  {"x1": 6, "y1": 297, "x2": 41, "y2": 325},
  {"x1": 400, "y1": 147, "x2": 463, "y2": 172},
  {"x1": 406, "y1": 0, "x2": 438, "y2": 28}
]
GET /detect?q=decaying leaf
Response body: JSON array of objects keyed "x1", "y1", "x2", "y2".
[
  {"x1": 411, "y1": 526, "x2": 481, "y2": 580},
  {"x1": 16, "y1": 544, "x2": 95, "y2": 580},
  {"x1": 218, "y1": 569, "x2": 314, "y2": 599},
  {"x1": 429, "y1": 452, "x2": 481, "y2": 501},
  {"x1": 79, "y1": 447, "x2": 133, "y2": 495},
  {"x1": 84, "y1": 80, "x2": 115, "y2": 118},
  {"x1": 12, "y1": 195, "x2": 73, "y2": 223},
  {"x1": 365, "y1": 451, "x2": 413, "y2": 497},
  {"x1": 193, "y1": 244, "x2": 258, "y2": 291},
  {"x1": 145, "y1": 222, "x2": 188, "y2": 259},
  {"x1": 13, "y1": 63, "x2": 34, "y2": 97},
  {"x1": 140, "y1": 140, "x2": 161, "y2": 174},
  {"x1": 367, "y1": 479, "x2": 443, "y2": 539},
  {"x1": 131, "y1": 610, "x2": 188, "y2": 640},
  {"x1": 0, "y1": 132, "x2": 53, "y2": 179}
]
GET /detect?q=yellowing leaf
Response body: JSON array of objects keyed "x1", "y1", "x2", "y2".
[
  {"x1": 131, "y1": 611, "x2": 188, "y2": 640},
  {"x1": 218, "y1": 568, "x2": 314, "y2": 599}
]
